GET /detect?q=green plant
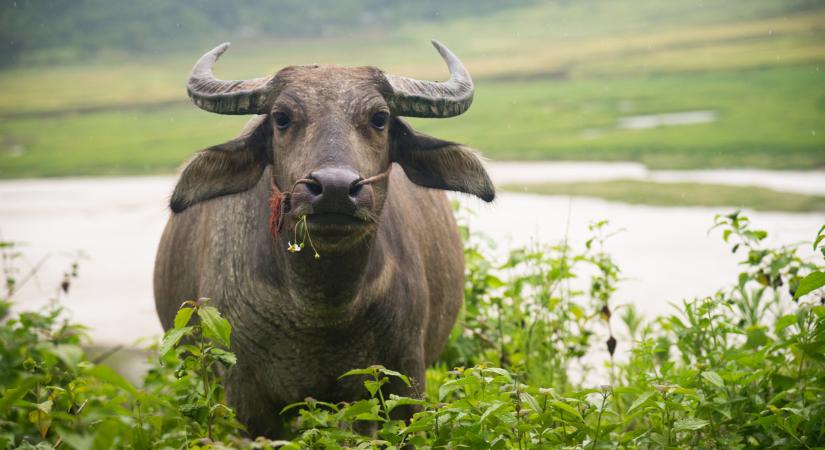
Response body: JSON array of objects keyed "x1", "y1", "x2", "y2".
[
  {"x1": 154, "y1": 298, "x2": 242, "y2": 442},
  {"x1": 0, "y1": 241, "x2": 244, "y2": 448},
  {"x1": 1, "y1": 211, "x2": 823, "y2": 449}
]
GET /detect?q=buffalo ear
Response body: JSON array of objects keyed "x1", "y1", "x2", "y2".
[
  {"x1": 390, "y1": 117, "x2": 495, "y2": 202},
  {"x1": 170, "y1": 119, "x2": 271, "y2": 213}
]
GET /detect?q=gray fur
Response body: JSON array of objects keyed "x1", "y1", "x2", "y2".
[{"x1": 155, "y1": 59, "x2": 494, "y2": 438}]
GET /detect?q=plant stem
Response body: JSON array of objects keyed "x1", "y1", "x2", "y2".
[
  {"x1": 375, "y1": 373, "x2": 390, "y2": 421},
  {"x1": 592, "y1": 393, "x2": 609, "y2": 450},
  {"x1": 664, "y1": 392, "x2": 671, "y2": 447},
  {"x1": 198, "y1": 331, "x2": 213, "y2": 440}
]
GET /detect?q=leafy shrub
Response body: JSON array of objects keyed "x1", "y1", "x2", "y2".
[{"x1": 0, "y1": 212, "x2": 823, "y2": 449}]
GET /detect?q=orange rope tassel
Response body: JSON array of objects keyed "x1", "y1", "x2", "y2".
[{"x1": 269, "y1": 188, "x2": 290, "y2": 239}]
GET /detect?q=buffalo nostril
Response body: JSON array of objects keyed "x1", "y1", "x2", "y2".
[
  {"x1": 349, "y1": 180, "x2": 364, "y2": 197},
  {"x1": 306, "y1": 181, "x2": 323, "y2": 196},
  {"x1": 306, "y1": 168, "x2": 361, "y2": 208}
]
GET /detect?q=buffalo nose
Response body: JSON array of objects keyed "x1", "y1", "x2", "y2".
[{"x1": 306, "y1": 168, "x2": 366, "y2": 213}]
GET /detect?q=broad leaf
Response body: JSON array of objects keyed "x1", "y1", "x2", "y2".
[
  {"x1": 550, "y1": 400, "x2": 583, "y2": 421},
  {"x1": 158, "y1": 326, "x2": 191, "y2": 359},
  {"x1": 673, "y1": 417, "x2": 710, "y2": 431},
  {"x1": 210, "y1": 347, "x2": 237, "y2": 367},
  {"x1": 174, "y1": 306, "x2": 195, "y2": 329},
  {"x1": 794, "y1": 271, "x2": 825, "y2": 299},
  {"x1": 339, "y1": 367, "x2": 379, "y2": 379},
  {"x1": 480, "y1": 401, "x2": 507, "y2": 423},
  {"x1": 197, "y1": 306, "x2": 231, "y2": 348},
  {"x1": 385, "y1": 394, "x2": 426, "y2": 413},
  {"x1": 378, "y1": 367, "x2": 411, "y2": 386},
  {"x1": 87, "y1": 365, "x2": 138, "y2": 396},
  {"x1": 340, "y1": 399, "x2": 380, "y2": 422},
  {"x1": 627, "y1": 391, "x2": 655, "y2": 414},
  {"x1": 701, "y1": 371, "x2": 725, "y2": 388},
  {"x1": 520, "y1": 392, "x2": 542, "y2": 413},
  {"x1": 0, "y1": 377, "x2": 40, "y2": 412}
]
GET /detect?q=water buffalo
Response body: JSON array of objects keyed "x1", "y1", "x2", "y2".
[{"x1": 154, "y1": 41, "x2": 494, "y2": 437}]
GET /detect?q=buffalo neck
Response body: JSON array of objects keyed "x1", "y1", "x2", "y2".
[{"x1": 277, "y1": 227, "x2": 385, "y2": 321}]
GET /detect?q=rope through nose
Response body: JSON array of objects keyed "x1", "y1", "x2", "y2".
[
  {"x1": 269, "y1": 164, "x2": 392, "y2": 238},
  {"x1": 356, "y1": 164, "x2": 393, "y2": 186}
]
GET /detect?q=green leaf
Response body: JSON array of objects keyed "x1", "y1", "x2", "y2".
[
  {"x1": 671, "y1": 386, "x2": 697, "y2": 396},
  {"x1": 158, "y1": 326, "x2": 191, "y2": 359},
  {"x1": 28, "y1": 405, "x2": 52, "y2": 439},
  {"x1": 745, "y1": 326, "x2": 769, "y2": 348},
  {"x1": 0, "y1": 376, "x2": 39, "y2": 412},
  {"x1": 378, "y1": 367, "x2": 411, "y2": 386},
  {"x1": 174, "y1": 306, "x2": 195, "y2": 329},
  {"x1": 87, "y1": 365, "x2": 138, "y2": 396},
  {"x1": 281, "y1": 401, "x2": 311, "y2": 415},
  {"x1": 480, "y1": 401, "x2": 507, "y2": 423},
  {"x1": 701, "y1": 371, "x2": 725, "y2": 389},
  {"x1": 673, "y1": 417, "x2": 710, "y2": 431},
  {"x1": 353, "y1": 412, "x2": 384, "y2": 422},
  {"x1": 520, "y1": 392, "x2": 541, "y2": 413},
  {"x1": 482, "y1": 367, "x2": 512, "y2": 379},
  {"x1": 385, "y1": 395, "x2": 426, "y2": 413},
  {"x1": 210, "y1": 403, "x2": 234, "y2": 418},
  {"x1": 91, "y1": 418, "x2": 120, "y2": 450},
  {"x1": 197, "y1": 306, "x2": 231, "y2": 347},
  {"x1": 775, "y1": 314, "x2": 797, "y2": 333},
  {"x1": 364, "y1": 379, "x2": 388, "y2": 398},
  {"x1": 794, "y1": 271, "x2": 825, "y2": 299},
  {"x1": 813, "y1": 224, "x2": 825, "y2": 250},
  {"x1": 52, "y1": 344, "x2": 84, "y2": 370},
  {"x1": 340, "y1": 399, "x2": 380, "y2": 422},
  {"x1": 550, "y1": 400, "x2": 582, "y2": 421},
  {"x1": 57, "y1": 427, "x2": 94, "y2": 450},
  {"x1": 438, "y1": 376, "x2": 478, "y2": 401},
  {"x1": 627, "y1": 391, "x2": 655, "y2": 414},
  {"x1": 35, "y1": 399, "x2": 53, "y2": 414},
  {"x1": 797, "y1": 342, "x2": 825, "y2": 363},
  {"x1": 484, "y1": 274, "x2": 505, "y2": 288},
  {"x1": 339, "y1": 367, "x2": 378, "y2": 379},
  {"x1": 569, "y1": 304, "x2": 584, "y2": 320},
  {"x1": 210, "y1": 348, "x2": 237, "y2": 367}
]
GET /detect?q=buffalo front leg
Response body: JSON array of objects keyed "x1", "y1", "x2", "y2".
[{"x1": 224, "y1": 372, "x2": 286, "y2": 439}]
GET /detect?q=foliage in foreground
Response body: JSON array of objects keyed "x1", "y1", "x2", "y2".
[{"x1": 0, "y1": 212, "x2": 824, "y2": 449}]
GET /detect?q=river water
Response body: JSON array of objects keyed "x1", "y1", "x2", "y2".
[{"x1": 1, "y1": 162, "x2": 823, "y2": 346}]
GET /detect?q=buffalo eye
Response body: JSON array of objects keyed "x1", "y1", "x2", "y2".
[
  {"x1": 370, "y1": 111, "x2": 389, "y2": 130},
  {"x1": 273, "y1": 112, "x2": 291, "y2": 130}
]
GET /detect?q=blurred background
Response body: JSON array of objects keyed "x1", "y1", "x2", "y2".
[{"x1": 1, "y1": 0, "x2": 824, "y2": 349}]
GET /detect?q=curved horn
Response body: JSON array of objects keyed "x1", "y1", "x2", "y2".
[
  {"x1": 187, "y1": 42, "x2": 275, "y2": 115},
  {"x1": 385, "y1": 40, "x2": 474, "y2": 118}
]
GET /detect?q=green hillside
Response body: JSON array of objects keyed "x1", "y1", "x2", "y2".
[
  {"x1": 0, "y1": 0, "x2": 824, "y2": 177},
  {"x1": 0, "y1": 0, "x2": 528, "y2": 66}
]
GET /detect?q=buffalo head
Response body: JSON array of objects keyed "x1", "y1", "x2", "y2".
[{"x1": 170, "y1": 41, "x2": 494, "y2": 251}]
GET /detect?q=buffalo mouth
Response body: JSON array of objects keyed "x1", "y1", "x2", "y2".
[
  {"x1": 305, "y1": 213, "x2": 374, "y2": 240},
  {"x1": 308, "y1": 212, "x2": 364, "y2": 227}
]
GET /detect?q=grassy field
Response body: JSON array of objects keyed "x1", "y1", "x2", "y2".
[
  {"x1": 503, "y1": 180, "x2": 825, "y2": 213},
  {"x1": 0, "y1": 0, "x2": 824, "y2": 178},
  {"x1": 2, "y1": 63, "x2": 823, "y2": 178}
]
